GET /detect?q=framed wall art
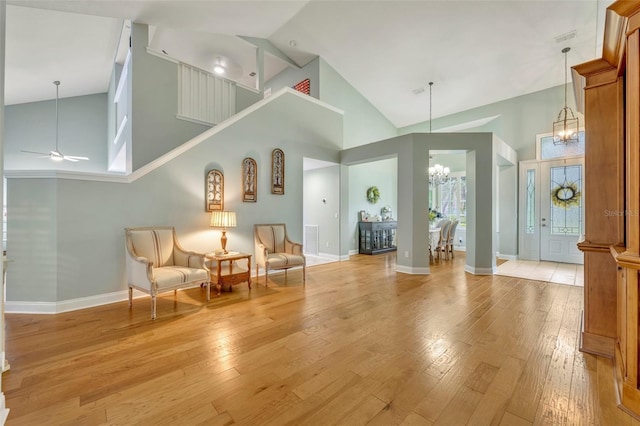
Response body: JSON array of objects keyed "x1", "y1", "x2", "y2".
[
  {"x1": 242, "y1": 157, "x2": 257, "y2": 202},
  {"x1": 206, "y1": 169, "x2": 224, "y2": 212},
  {"x1": 272, "y1": 148, "x2": 285, "y2": 195}
]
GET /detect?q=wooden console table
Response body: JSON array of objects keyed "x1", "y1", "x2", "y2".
[{"x1": 206, "y1": 252, "x2": 251, "y2": 296}]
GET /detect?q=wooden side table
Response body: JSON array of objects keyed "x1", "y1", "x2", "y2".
[{"x1": 206, "y1": 252, "x2": 252, "y2": 296}]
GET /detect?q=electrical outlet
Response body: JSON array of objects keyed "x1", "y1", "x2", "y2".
[
  {"x1": 404, "y1": 251, "x2": 409, "y2": 258},
  {"x1": 325, "y1": 242, "x2": 329, "y2": 247}
]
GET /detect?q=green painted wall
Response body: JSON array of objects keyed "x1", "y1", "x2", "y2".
[
  {"x1": 318, "y1": 58, "x2": 397, "y2": 149},
  {"x1": 6, "y1": 91, "x2": 342, "y2": 305},
  {"x1": 265, "y1": 57, "x2": 320, "y2": 99},
  {"x1": 130, "y1": 23, "x2": 210, "y2": 171},
  {"x1": 348, "y1": 158, "x2": 397, "y2": 252},
  {"x1": 399, "y1": 84, "x2": 580, "y2": 161},
  {"x1": 5, "y1": 94, "x2": 108, "y2": 173}
]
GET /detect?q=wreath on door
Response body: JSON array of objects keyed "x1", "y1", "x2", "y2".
[{"x1": 366, "y1": 186, "x2": 380, "y2": 204}]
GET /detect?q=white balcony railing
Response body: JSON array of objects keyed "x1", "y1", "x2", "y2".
[{"x1": 177, "y1": 63, "x2": 236, "y2": 126}]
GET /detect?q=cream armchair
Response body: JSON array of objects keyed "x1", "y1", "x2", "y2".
[
  {"x1": 125, "y1": 226, "x2": 210, "y2": 319},
  {"x1": 254, "y1": 224, "x2": 306, "y2": 286}
]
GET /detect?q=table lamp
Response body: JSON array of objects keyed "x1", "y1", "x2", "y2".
[{"x1": 210, "y1": 211, "x2": 237, "y2": 254}]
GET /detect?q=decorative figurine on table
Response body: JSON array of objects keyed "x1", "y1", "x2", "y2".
[{"x1": 381, "y1": 205, "x2": 393, "y2": 221}]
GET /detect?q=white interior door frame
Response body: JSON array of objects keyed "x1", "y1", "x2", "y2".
[
  {"x1": 518, "y1": 156, "x2": 584, "y2": 264},
  {"x1": 539, "y1": 157, "x2": 584, "y2": 264}
]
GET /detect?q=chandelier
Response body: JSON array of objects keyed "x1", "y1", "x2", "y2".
[
  {"x1": 429, "y1": 163, "x2": 450, "y2": 184},
  {"x1": 552, "y1": 47, "x2": 579, "y2": 145}
]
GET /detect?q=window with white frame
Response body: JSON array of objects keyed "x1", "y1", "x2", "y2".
[
  {"x1": 430, "y1": 172, "x2": 466, "y2": 225},
  {"x1": 537, "y1": 130, "x2": 585, "y2": 160}
]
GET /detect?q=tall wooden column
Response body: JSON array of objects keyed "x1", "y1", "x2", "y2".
[
  {"x1": 575, "y1": 1, "x2": 640, "y2": 417},
  {"x1": 574, "y1": 60, "x2": 624, "y2": 357}
]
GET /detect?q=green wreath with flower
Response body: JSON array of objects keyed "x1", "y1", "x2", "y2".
[{"x1": 366, "y1": 186, "x2": 380, "y2": 204}]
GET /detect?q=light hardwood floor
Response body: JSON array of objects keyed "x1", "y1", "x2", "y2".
[{"x1": 2, "y1": 253, "x2": 638, "y2": 425}]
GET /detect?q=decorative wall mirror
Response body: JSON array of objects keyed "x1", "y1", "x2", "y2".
[
  {"x1": 242, "y1": 157, "x2": 257, "y2": 202},
  {"x1": 272, "y1": 148, "x2": 285, "y2": 195},
  {"x1": 206, "y1": 169, "x2": 224, "y2": 212}
]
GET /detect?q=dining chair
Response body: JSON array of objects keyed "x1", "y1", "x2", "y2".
[
  {"x1": 435, "y1": 220, "x2": 451, "y2": 261},
  {"x1": 447, "y1": 220, "x2": 459, "y2": 259}
]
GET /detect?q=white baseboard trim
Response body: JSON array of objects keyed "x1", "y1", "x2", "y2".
[
  {"x1": 464, "y1": 265, "x2": 497, "y2": 275},
  {"x1": 348, "y1": 249, "x2": 359, "y2": 256},
  {"x1": 317, "y1": 252, "x2": 341, "y2": 261},
  {"x1": 6, "y1": 289, "x2": 148, "y2": 315},
  {"x1": 304, "y1": 253, "x2": 350, "y2": 262},
  {"x1": 497, "y1": 254, "x2": 517, "y2": 261},
  {"x1": 396, "y1": 265, "x2": 430, "y2": 275},
  {"x1": 453, "y1": 246, "x2": 466, "y2": 252}
]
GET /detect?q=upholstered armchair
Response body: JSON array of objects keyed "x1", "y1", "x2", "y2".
[
  {"x1": 254, "y1": 224, "x2": 306, "y2": 286},
  {"x1": 125, "y1": 226, "x2": 210, "y2": 319}
]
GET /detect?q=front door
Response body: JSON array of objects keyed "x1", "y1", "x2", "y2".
[{"x1": 539, "y1": 158, "x2": 584, "y2": 263}]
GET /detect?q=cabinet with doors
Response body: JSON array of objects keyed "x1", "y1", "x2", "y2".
[{"x1": 358, "y1": 221, "x2": 397, "y2": 255}]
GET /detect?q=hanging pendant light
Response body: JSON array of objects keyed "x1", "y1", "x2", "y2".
[
  {"x1": 552, "y1": 47, "x2": 579, "y2": 145},
  {"x1": 428, "y1": 164, "x2": 450, "y2": 185}
]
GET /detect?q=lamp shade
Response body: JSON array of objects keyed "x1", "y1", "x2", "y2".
[{"x1": 210, "y1": 211, "x2": 236, "y2": 228}]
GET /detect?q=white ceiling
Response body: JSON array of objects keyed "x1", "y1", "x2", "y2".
[{"x1": 5, "y1": 0, "x2": 611, "y2": 128}]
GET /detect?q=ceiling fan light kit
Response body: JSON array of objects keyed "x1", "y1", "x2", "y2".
[{"x1": 21, "y1": 80, "x2": 90, "y2": 163}]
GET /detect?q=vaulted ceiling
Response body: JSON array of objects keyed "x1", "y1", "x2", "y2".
[{"x1": 6, "y1": 0, "x2": 610, "y2": 128}]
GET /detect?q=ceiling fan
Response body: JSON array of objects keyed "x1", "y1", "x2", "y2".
[{"x1": 21, "y1": 81, "x2": 89, "y2": 162}]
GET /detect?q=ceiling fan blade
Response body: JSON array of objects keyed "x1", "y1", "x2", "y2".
[
  {"x1": 21, "y1": 150, "x2": 49, "y2": 155},
  {"x1": 63, "y1": 155, "x2": 89, "y2": 161},
  {"x1": 62, "y1": 157, "x2": 79, "y2": 162}
]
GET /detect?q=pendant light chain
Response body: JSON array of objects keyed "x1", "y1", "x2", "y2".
[
  {"x1": 564, "y1": 48, "x2": 568, "y2": 117},
  {"x1": 428, "y1": 81, "x2": 433, "y2": 133},
  {"x1": 54, "y1": 80, "x2": 60, "y2": 152}
]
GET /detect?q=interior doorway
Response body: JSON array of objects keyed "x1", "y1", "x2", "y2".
[{"x1": 302, "y1": 157, "x2": 341, "y2": 266}]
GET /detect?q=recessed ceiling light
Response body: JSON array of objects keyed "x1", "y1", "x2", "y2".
[
  {"x1": 213, "y1": 65, "x2": 225, "y2": 75},
  {"x1": 289, "y1": 40, "x2": 297, "y2": 48}
]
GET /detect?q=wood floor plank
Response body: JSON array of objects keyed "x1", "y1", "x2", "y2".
[
  {"x1": 567, "y1": 351, "x2": 601, "y2": 425},
  {"x1": 597, "y1": 357, "x2": 634, "y2": 426},
  {"x1": 399, "y1": 412, "x2": 434, "y2": 426},
  {"x1": 533, "y1": 326, "x2": 578, "y2": 425},
  {"x1": 506, "y1": 334, "x2": 564, "y2": 420},
  {"x1": 367, "y1": 369, "x2": 440, "y2": 425},
  {"x1": 500, "y1": 411, "x2": 533, "y2": 426},
  {"x1": 2, "y1": 253, "x2": 636, "y2": 425},
  {"x1": 412, "y1": 349, "x2": 483, "y2": 422},
  {"x1": 467, "y1": 356, "x2": 525, "y2": 425}
]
